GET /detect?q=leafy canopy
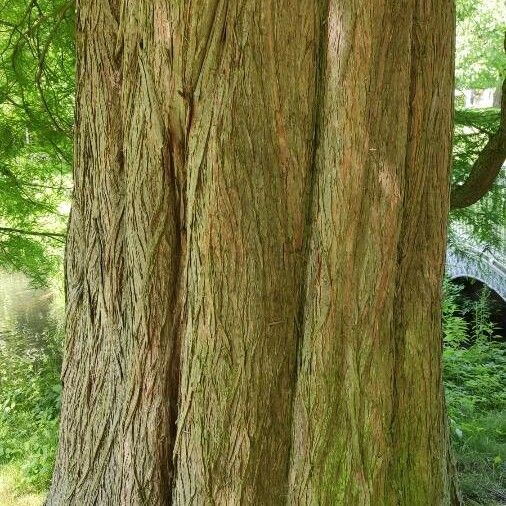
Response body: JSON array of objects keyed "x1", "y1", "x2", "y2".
[{"x1": 0, "y1": 0, "x2": 73, "y2": 284}]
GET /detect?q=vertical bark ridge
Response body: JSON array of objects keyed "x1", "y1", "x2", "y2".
[
  {"x1": 172, "y1": 2, "x2": 320, "y2": 503},
  {"x1": 287, "y1": 0, "x2": 454, "y2": 503},
  {"x1": 117, "y1": 1, "x2": 186, "y2": 503},
  {"x1": 48, "y1": 1, "x2": 189, "y2": 503},
  {"x1": 287, "y1": 0, "x2": 330, "y2": 482},
  {"x1": 47, "y1": 1, "x2": 127, "y2": 503},
  {"x1": 389, "y1": 0, "x2": 456, "y2": 503}
]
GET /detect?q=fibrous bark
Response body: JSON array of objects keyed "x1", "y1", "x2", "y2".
[{"x1": 47, "y1": 1, "x2": 458, "y2": 504}]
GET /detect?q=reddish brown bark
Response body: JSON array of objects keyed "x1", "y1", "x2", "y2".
[{"x1": 47, "y1": 1, "x2": 459, "y2": 504}]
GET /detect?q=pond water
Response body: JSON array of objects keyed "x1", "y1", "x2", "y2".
[{"x1": 0, "y1": 272, "x2": 62, "y2": 357}]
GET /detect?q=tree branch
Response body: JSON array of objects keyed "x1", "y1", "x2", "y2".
[
  {"x1": 0, "y1": 226, "x2": 66, "y2": 241},
  {"x1": 450, "y1": 47, "x2": 506, "y2": 210}
]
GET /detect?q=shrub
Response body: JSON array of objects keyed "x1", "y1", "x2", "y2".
[
  {"x1": 0, "y1": 321, "x2": 61, "y2": 493},
  {"x1": 443, "y1": 280, "x2": 506, "y2": 505}
]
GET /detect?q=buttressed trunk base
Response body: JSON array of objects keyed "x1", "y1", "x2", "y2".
[{"x1": 47, "y1": 1, "x2": 459, "y2": 505}]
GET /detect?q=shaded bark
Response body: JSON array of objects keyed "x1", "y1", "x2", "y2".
[{"x1": 47, "y1": 1, "x2": 458, "y2": 504}]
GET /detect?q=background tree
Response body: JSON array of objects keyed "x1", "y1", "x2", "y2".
[
  {"x1": 455, "y1": 0, "x2": 504, "y2": 93},
  {"x1": 0, "y1": 0, "x2": 73, "y2": 283},
  {"x1": 450, "y1": 104, "x2": 505, "y2": 247},
  {"x1": 449, "y1": 0, "x2": 505, "y2": 249}
]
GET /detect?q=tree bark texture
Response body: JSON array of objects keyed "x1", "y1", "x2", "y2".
[{"x1": 47, "y1": 1, "x2": 457, "y2": 505}]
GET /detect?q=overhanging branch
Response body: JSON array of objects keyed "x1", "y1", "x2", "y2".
[
  {"x1": 450, "y1": 45, "x2": 506, "y2": 210},
  {"x1": 0, "y1": 226, "x2": 66, "y2": 242}
]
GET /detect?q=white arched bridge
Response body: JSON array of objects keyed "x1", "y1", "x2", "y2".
[{"x1": 446, "y1": 245, "x2": 506, "y2": 301}]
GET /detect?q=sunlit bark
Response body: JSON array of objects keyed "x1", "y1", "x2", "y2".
[{"x1": 47, "y1": 1, "x2": 459, "y2": 504}]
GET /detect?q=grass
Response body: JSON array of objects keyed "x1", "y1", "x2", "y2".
[
  {"x1": 0, "y1": 466, "x2": 44, "y2": 506},
  {"x1": 453, "y1": 410, "x2": 506, "y2": 505}
]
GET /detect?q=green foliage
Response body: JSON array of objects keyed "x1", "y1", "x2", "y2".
[
  {"x1": 449, "y1": 107, "x2": 505, "y2": 249},
  {"x1": 445, "y1": 337, "x2": 505, "y2": 418},
  {"x1": 455, "y1": 0, "x2": 505, "y2": 90},
  {"x1": 0, "y1": 0, "x2": 73, "y2": 284},
  {"x1": 443, "y1": 280, "x2": 506, "y2": 505},
  {"x1": 0, "y1": 320, "x2": 61, "y2": 492},
  {"x1": 442, "y1": 281, "x2": 469, "y2": 346},
  {"x1": 449, "y1": 0, "x2": 506, "y2": 250}
]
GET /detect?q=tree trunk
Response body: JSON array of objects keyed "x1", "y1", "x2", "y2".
[{"x1": 47, "y1": 1, "x2": 458, "y2": 505}]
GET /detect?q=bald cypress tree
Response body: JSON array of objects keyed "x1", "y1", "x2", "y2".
[{"x1": 47, "y1": 1, "x2": 460, "y2": 504}]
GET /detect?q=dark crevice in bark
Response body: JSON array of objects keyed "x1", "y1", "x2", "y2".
[
  {"x1": 389, "y1": 0, "x2": 418, "y2": 456},
  {"x1": 164, "y1": 138, "x2": 186, "y2": 504},
  {"x1": 165, "y1": 39, "x2": 196, "y2": 491},
  {"x1": 287, "y1": 0, "x2": 330, "y2": 481}
]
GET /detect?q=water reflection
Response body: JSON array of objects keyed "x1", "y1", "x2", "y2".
[{"x1": 0, "y1": 272, "x2": 62, "y2": 358}]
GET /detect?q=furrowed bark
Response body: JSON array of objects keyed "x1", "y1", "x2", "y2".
[
  {"x1": 288, "y1": 1, "x2": 456, "y2": 503},
  {"x1": 47, "y1": 1, "x2": 186, "y2": 503},
  {"x1": 389, "y1": 1, "x2": 458, "y2": 503},
  {"x1": 48, "y1": 1, "x2": 458, "y2": 504},
  {"x1": 290, "y1": 0, "x2": 458, "y2": 503},
  {"x1": 172, "y1": 3, "x2": 320, "y2": 503}
]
